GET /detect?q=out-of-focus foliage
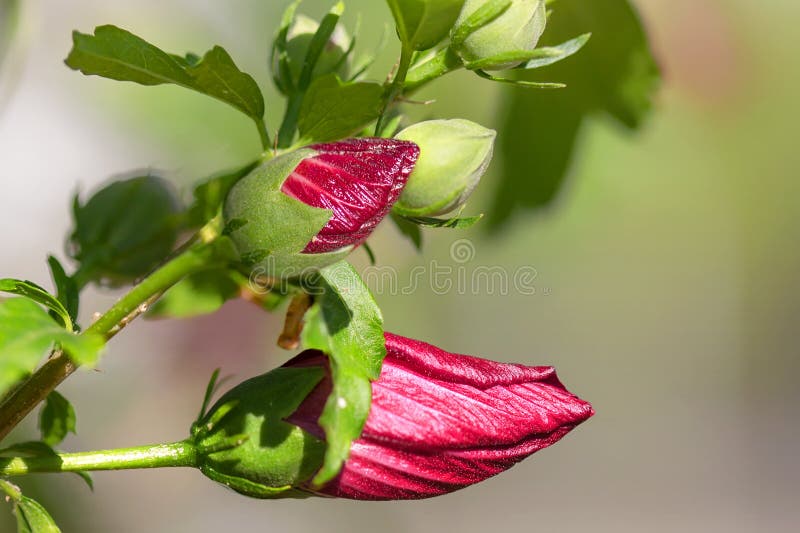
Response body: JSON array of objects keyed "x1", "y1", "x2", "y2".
[
  {"x1": 489, "y1": 0, "x2": 659, "y2": 228},
  {"x1": 0, "y1": 0, "x2": 19, "y2": 72}
]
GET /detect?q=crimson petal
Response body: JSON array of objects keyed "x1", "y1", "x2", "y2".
[{"x1": 286, "y1": 333, "x2": 593, "y2": 500}]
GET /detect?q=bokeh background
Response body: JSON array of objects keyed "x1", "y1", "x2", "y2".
[{"x1": 1, "y1": 0, "x2": 798, "y2": 531}]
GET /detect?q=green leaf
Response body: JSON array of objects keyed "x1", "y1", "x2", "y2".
[
  {"x1": 186, "y1": 163, "x2": 259, "y2": 228},
  {"x1": 65, "y1": 25, "x2": 265, "y2": 122},
  {"x1": 300, "y1": 262, "x2": 385, "y2": 485},
  {"x1": 0, "y1": 279, "x2": 72, "y2": 331},
  {"x1": 183, "y1": 46, "x2": 265, "y2": 120},
  {"x1": 0, "y1": 298, "x2": 104, "y2": 396},
  {"x1": 146, "y1": 268, "x2": 241, "y2": 319},
  {"x1": 15, "y1": 496, "x2": 61, "y2": 533},
  {"x1": 70, "y1": 175, "x2": 181, "y2": 287},
  {"x1": 39, "y1": 391, "x2": 76, "y2": 447},
  {"x1": 271, "y1": 0, "x2": 302, "y2": 94},
  {"x1": 386, "y1": 0, "x2": 466, "y2": 51},
  {"x1": 489, "y1": 0, "x2": 659, "y2": 228},
  {"x1": 402, "y1": 213, "x2": 484, "y2": 229},
  {"x1": 297, "y1": 74, "x2": 384, "y2": 143},
  {"x1": 46, "y1": 256, "x2": 79, "y2": 325},
  {"x1": 296, "y1": 2, "x2": 345, "y2": 91}
]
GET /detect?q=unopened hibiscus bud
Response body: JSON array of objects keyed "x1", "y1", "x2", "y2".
[
  {"x1": 69, "y1": 175, "x2": 180, "y2": 287},
  {"x1": 393, "y1": 119, "x2": 495, "y2": 217},
  {"x1": 197, "y1": 333, "x2": 593, "y2": 500},
  {"x1": 452, "y1": 0, "x2": 547, "y2": 70},
  {"x1": 272, "y1": 14, "x2": 351, "y2": 95},
  {"x1": 224, "y1": 139, "x2": 418, "y2": 276}
]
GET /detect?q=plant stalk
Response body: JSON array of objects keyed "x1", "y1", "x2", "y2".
[
  {"x1": 375, "y1": 44, "x2": 414, "y2": 135},
  {"x1": 0, "y1": 440, "x2": 197, "y2": 476},
  {"x1": 0, "y1": 235, "x2": 223, "y2": 443}
]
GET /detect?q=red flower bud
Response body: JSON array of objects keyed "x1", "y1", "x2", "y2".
[
  {"x1": 224, "y1": 138, "x2": 418, "y2": 276},
  {"x1": 281, "y1": 138, "x2": 419, "y2": 254},
  {"x1": 286, "y1": 333, "x2": 593, "y2": 500}
]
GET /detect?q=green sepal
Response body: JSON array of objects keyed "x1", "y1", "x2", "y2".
[
  {"x1": 474, "y1": 69, "x2": 565, "y2": 88},
  {"x1": 199, "y1": 464, "x2": 296, "y2": 499},
  {"x1": 516, "y1": 33, "x2": 591, "y2": 70},
  {"x1": 195, "y1": 366, "x2": 327, "y2": 494},
  {"x1": 401, "y1": 213, "x2": 483, "y2": 229},
  {"x1": 390, "y1": 212, "x2": 423, "y2": 251}
]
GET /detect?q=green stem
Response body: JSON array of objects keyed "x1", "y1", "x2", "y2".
[
  {"x1": 404, "y1": 47, "x2": 464, "y2": 94},
  {"x1": 255, "y1": 119, "x2": 271, "y2": 151},
  {"x1": 83, "y1": 240, "x2": 218, "y2": 337},
  {"x1": 277, "y1": 92, "x2": 304, "y2": 148},
  {"x1": 375, "y1": 45, "x2": 414, "y2": 135},
  {"x1": 0, "y1": 232, "x2": 223, "y2": 443},
  {"x1": 0, "y1": 441, "x2": 197, "y2": 477}
]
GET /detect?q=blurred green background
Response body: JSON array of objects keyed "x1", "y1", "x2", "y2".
[{"x1": 1, "y1": 0, "x2": 798, "y2": 531}]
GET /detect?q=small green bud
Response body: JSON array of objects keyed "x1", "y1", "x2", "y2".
[
  {"x1": 194, "y1": 366, "x2": 327, "y2": 498},
  {"x1": 453, "y1": 0, "x2": 547, "y2": 70},
  {"x1": 272, "y1": 14, "x2": 351, "y2": 95},
  {"x1": 69, "y1": 176, "x2": 180, "y2": 287},
  {"x1": 393, "y1": 119, "x2": 496, "y2": 217},
  {"x1": 387, "y1": 0, "x2": 466, "y2": 51}
]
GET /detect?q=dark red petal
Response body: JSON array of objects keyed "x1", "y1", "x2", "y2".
[
  {"x1": 286, "y1": 333, "x2": 593, "y2": 500},
  {"x1": 280, "y1": 138, "x2": 419, "y2": 254}
]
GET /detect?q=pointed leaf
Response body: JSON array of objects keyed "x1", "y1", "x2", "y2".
[
  {"x1": 297, "y1": 74, "x2": 384, "y2": 143},
  {"x1": 184, "y1": 46, "x2": 265, "y2": 119},
  {"x1": 490, "y1": 0, "x2": 659, "y2": 227},
  {"x1": 65, "y1": 25, "x2": 265, "y2": 121},
  {"x1": 0, "y1": 279, "x2": 72, "y2": 331},
  {"x1": 46, "y1": 257, "x2": 79, "y2": 325},
  {"x1": 186, "y1": 162, "x2": 258, "y2": 227},
  {"x1": 39, "y1": 391, "x2": 76, "y2": 447},
  {"x1": 15, "y1": 496, "x2": 61, "y2": 533}
]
